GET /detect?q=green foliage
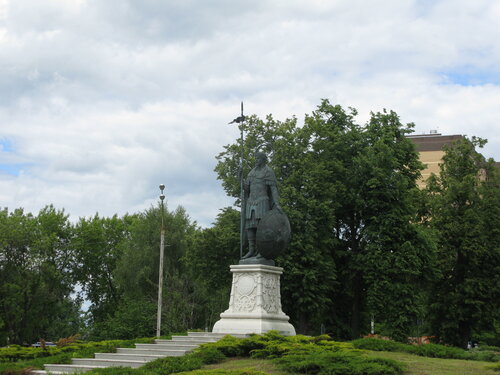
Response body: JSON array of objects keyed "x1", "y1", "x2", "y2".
[
  {"x1": 0, "y1": 337, "x2": 156, "y2": 374},
  {"x1": 205, "y1": 336, "x2": 248, "y2": 357},
  {"x1": 192, "y1": 346, "x2": 226, "y2": 365},
  {"x1": 244, "y1": 333, "x2": 352, "y2": 359},
  {"x1": 1, "y1": 333, "x2": 407, "y2": 375},
  {"x1": 180, "y1": 368, "x2": 267, "y2": 375},
  {"x1": 424, "y1": 137, "x2": 500, "y2": 347},
  {"x1": 2, "y1": 99, "x2": 498, "y2": 352},
  {"x1": 351, "y1": 338, "x2": 499, "y2": 362},
  {"x1": 85, "y1": 368, "x2": 156, "y2": 375},
  {"x1": 161, "y1": 333, "x2": 402, "y2": 375},
  {"x1": 72, "y1": 214, "x2": 129, "y2": 323},
  {"x1": 137, "y1": 345, "x2": 226, "y2": 375},
  {"x1": 351, "y1": 338, "x2": 406, "y2": 352},
  {"x1": 142, "y1": 355, "x2": 204, "y2": 374},
  {"x1": 215, "y1": 100, "x2": 434, "y2": 339},
  {"x1": 87, "y1": 297, "x2": 157, "y2": 341},
  {"x1": 274, "y1": 351, "x2": 404, "y2": 375},
  {"x1": 82, "y1": 205, "x2": 202, "y2": 340},
  {"x1": 178, "y1": 371, "x2": 268, "y2": 375},
  {"x1": 0, "y1": 206, "x2": 82, "y2": 346},
  {"x1": 182, "y1": 208, "x2": 240, "y2": 330},
  {"x1": 0, "y1": 338, "x2": 153, "y2": 363}
]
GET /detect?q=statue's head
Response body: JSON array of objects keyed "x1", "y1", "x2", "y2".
[{"x1": 255, "y1": 152, "x2": 267, "y2": 166}]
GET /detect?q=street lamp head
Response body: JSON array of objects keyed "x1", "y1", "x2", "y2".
[
  {"x1": 159, "y1": 184, "x2": 165, "y2": 192},
  {"x1": 160, "y1": 194, "x2": 165, "y2": 201}
]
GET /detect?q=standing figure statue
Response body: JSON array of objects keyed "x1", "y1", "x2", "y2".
[{"x1": 240, "y1": 152, "x2": 290, "y2": 265}]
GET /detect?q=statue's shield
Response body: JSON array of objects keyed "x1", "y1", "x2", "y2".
[{"x1": 256, "y1": 208, "x2": 291, "y2": 259}]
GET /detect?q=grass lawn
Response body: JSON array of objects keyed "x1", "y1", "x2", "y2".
[
  {"x1": 204, "y1": 358, "x2": 287, "y2": 375},
  {"x1": 203, "y1": 352, "x2": 497, "y2": 375},
  {"x1": 363, "y1": 350, "x2": 496, "y2": 375}
]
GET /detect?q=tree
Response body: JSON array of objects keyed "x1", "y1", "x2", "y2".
[
  {"x1": 183, "y1": 207, "x2": 240, "y2": 330},
  {"x1": 72, "y1": 214, "x2": 129, "y2": 324},
  {"x1": 0, "y1": 206, "x2": 81, "y2": 345},
  {"x1": 216, "y1": 111, "x2": 337, "y2": 334},
  {"x1": 215, "y1": 100, "x2": 435, "y2": 340},
  {"x1": 87, "y1": 204, "x2": 199, "y2": 339},
  {"x1": 425, "y1": 137, "x2": 500, "y2": 347}
]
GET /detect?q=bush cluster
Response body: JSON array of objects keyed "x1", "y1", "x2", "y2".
[
  {"x1": 0, "y1": 338, "x2": 156, "y2": 363},
  {"x1": 1, "y1": 332, "x2": 405, "y2": 375},
  {"x1": 275, "y1": 351, "x2": 403, "y2": 375},
  {"x1": 85, "y1": 332, "x2": 403, "y2": 375},
  {"x1": 208, "y1": 332, "x2": 353, "y2": 359},
  {"x1": 352, "y1": 338, "x2": 499, "y2": 362},
  {"x1": 84, "y1": 344, "x2": 227, "y2": 375},
  {"x1": 201, "y1": 332, "x2": 402, "y2": 375},
  {"x1": 0, "y1": 337, "x2": 157, "y2": 374}
]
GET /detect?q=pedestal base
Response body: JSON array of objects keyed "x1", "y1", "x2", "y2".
[{"x1": 212, "y1": 264, "x2": 296, "y2": 336}]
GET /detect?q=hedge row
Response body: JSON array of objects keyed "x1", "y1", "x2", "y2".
[
  {"x1": 82, "y1": 332, "x2": 403, "y2": 375},
  {"x1": 0, "y1": 337, "x2": 162, "y2": 374},
  {"x1": 0, "y1": 337, "x2": 157, "y2": 363},
  {"x1": 352, "y1": 338, "x2": 499, "y2": 362}
]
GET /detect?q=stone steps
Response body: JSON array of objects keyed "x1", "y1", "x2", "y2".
[
  {"x1": 117, "y1": 347, "x2": 189, "y2": 356},
  {"x1": 95, "y1": 352, "x2": 167, "y2": 361},
  {"x1": 31, "y1": 332, "x2": 239, "y2": 374}
]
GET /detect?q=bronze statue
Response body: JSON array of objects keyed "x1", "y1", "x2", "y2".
[{"x1": 240, "y1": 152, "x2": 290, "y2": 265}]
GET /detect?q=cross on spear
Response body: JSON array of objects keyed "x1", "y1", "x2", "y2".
[{"x1": 229, "y1": 102, "x2": 245, "y2": 124}]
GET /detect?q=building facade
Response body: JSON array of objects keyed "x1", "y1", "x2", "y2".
[{"x1": 407, "y1": 133, "x2": 464, "y2": 188}]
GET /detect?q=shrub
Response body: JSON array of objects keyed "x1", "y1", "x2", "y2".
[
  {"x1": 208, "y1": 336, "x2": 247, "y2": 357},
  {"x1": 85, "y1": 366, "x2": 156, "y2": 375},
  {"x1": 352, "y1": 338, "x2": 406, "y2": 352},
  {"x1": 193, "y1": 347, "x2": 226, "y2": 365},
  {"x1": 176, "y1": 370, "x2": 267, "y2": 375},
  {"x1": 477, "y1": 345, "x2": 500, "y2": 352},
  {"x1": 139, "y1": 345, "x2": 227, "y2": 375},
  {"x1": 142, "y1": 355, "x2": 204, "y2": 375},
  {"x1": 274, "y1": 351, "x2": 404, "y2": 375}
]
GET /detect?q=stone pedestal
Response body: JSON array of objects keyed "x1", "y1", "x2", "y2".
[{"x1": 212, "y1": 264, "x2": 296, "y2": 336}]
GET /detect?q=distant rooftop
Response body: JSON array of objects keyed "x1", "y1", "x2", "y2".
[{"x1": 407, "y1": 133, "x2": 463, "y2": 152}]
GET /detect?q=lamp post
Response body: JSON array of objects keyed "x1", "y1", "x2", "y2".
[{"x1": 156, "y1": 184, "x2": 166, "y2": 337}]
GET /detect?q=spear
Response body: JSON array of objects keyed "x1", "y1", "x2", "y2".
[{"x1": 229, "y1": 102, "x2": 246, "y2": 259}]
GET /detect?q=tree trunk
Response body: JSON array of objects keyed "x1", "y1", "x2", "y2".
[
  {"x1": 351, "y1": 271, "x2": 363, "y2": 339},
  {"x1": 298, "y1": 311, "x2": 309, "y2": 334}
]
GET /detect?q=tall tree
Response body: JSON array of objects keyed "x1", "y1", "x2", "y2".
[
  {"x1": 72, "y1": 214, "x2": 129, "y2": 324},
  {"x1": 425, "y1": 137, "x2": 500, "y2": 347},
  {"x1": 216, "y1": 112, "x2": 337, "y2": 334},
  {"x1": 0, "y1": 206, "x2": 81, "y2": 345},
  {"x1": 87, "y1": 204, "x2": 199, "y2": 339},
  {"x1": 183, "y1": 207, "x2": 240, "y2": 330},
  {"x1": 215, "y1": 100, "x2": 434, "y2": 340}
]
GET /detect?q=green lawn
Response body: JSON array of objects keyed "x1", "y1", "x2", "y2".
[
  {"x1": 204, "y1": 358, "x2": 287, "y2": 375},
  {"x1": 364, "y1": 350, "x2": 498, "y2": 375},
  {"x1": 203, "y1": 352, "x2": 497, "y2": 375}
]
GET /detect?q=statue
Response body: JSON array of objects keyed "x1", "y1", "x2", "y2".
[
  {"x1": 240, "y1": 152, "x2": 291, "y2": 265},
  {"x1": 213, "y1": 106, "x2": 296, "y2": 335}
]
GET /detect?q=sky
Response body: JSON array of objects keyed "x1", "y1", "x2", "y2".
[{"x1": 1, "y1": 0, "x2": 499, "y2": 228}]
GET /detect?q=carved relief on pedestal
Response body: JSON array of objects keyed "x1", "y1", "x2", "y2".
[
  {"x1": 261, "y1": 273, "x2": 281, "y2": 314},
  {"x1": 233, "y1": 273, "x2": 257, "y2": 312}
]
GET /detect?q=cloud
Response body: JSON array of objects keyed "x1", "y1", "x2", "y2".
[{"x1": 1, "y1": 0, "x2": 499, "y2": 226}]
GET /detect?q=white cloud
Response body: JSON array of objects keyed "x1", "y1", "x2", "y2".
[{"x1": 0, "y1": 0, "x2": 499, "y2": 226}]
